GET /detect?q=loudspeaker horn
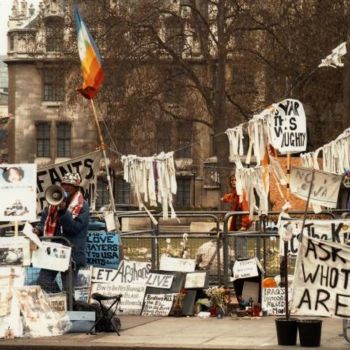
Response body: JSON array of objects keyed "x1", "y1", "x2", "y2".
[{"x1": 45, "y1": 185, "x2": 65, "y2": 206}]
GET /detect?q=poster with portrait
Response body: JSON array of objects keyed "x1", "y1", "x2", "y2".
[
  {"x1": 0, "y1": 237, "x2": 30, "y2": 266},
  {"x1": 0, "y1": 164, "x2": 37, "y2": 221}
]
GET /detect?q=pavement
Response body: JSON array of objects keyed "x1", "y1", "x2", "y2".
[{"x1": 0, "y1": 315, "x2": 349, "y2": 350}]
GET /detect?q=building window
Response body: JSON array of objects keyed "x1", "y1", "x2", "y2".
[
  {"x1": 57, "y1": 123, "x2": 71, "y2": 157},
  {"x1": 116, "y1": 176, "x2": 130, "y2": 204},
  {"x1": 36, "y1": 122, "x2": 50, "y2": 157},
  {"x1": 156, "y1": 121, "x2": 172, "y2": 153},
  {"x1": 176, "y1": 177, "x2": 191, "y2": 207},
  {"x1": 43, "y1": 68, "x2": 64, "y2": 101},
  {"x1": 45, "y1": 20, "x2": 63, "y2": 52}
]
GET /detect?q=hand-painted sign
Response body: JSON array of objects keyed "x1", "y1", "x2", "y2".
[
  {"x1": 290, "y1": 167, "x2": 342, "y2": 208},
  {"x1": 268, "y1": 99, "x2": 307, "y2": 154},
  {"x1": 291, "y1": 236, "x2": 350, "y2": 317}
]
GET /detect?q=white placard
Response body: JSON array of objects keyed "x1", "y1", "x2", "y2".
[
  {"x1": 104, "y1": 211, "x2": 116, "y2": 232},
  {"x1": 159, "y1": 256, "x2": 196, "y2": 272},
  {"x1": 267, "y1": 99, "x2": 307, "y2": 154},
  {"x1": 0, "y1": 164, "x2": 37, "y2": 221},
  {"x1": 90, "y1": 282, "x2": 146, "y2": 315},
  {"x1": 22, "y1": 222, "x2": 43, "y2": 249},
  {"x1": 145, "y1": 273, "x2": 174, "y2": 289},
  {"x1": 184, "y1": 272, "x2": 207, "y2": 289},
  {"x1": 291, "y1": 236, "x2": 350, "y2": 317},
  {"x1": 91, "y1": 260, "x2": 151, "y2": 285},
  {"x1": 232, "y1": 258, "x2": 259, "y2": 280},
  {"x1": 47, "y1": 292, "x2": 67, "y2": 315},
  {"x1": 31, "y1": 241, "x2": 71, "y2": 272},
  {"x1": 141, "y1": 293, "x2": 175, "y2": 316},
  {"x1": 262, "y1": 287, "x2": 292, "y2": 315},
  {"x1": 0, "y1": 237, "x2": 30, "y2": 266},
  {"x1": 290, "y1": 167, "x2": 342, "y2": 208}
]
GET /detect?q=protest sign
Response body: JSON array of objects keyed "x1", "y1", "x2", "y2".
[
  {"x1": 232, "y1": 258, "x2": 260, "y2": 280},
  {"x1": 159, "y1": 256, "x2": 196, "y2": 272},
  {"x1": 280, "y1": 219, "x2": 350, "y2": 256},
  {"x1": 86, "y1": 231, "x2": 121, "y2": 268},
  {"x1": 291, "y1": 236, "x2": 350, "y2": 317},
  {"x1": 141, "y1": 293, "x2": 175, "y2": 316},
  {"x1": 32, "y1": 241, "x2": 71, "y2": 272},
  {"x1": 36, "y1": 151, "x2": 101, "y2": 211},
  {"x1": 145, "y1": 273, "x2": 174, "y2": 289},
  {"x1": 184, "y1": 272, "x2": 208, "y2": 289},
  {"x1": 290, "y1": 167, "x2": 342, "y2": 208},
  {"x1": 0, "y1": 237, "x2": 30, "y2": 266},
  {"x1": 262, "y1": 287, "x2": 292, "y2": 315},
  {"x1": 0, "y1": 267, "x2": 24, "y2": 338},
  {"x1": 91, "y1": 260, "x2": 151, "y2": 285},
  {"x1": 90, "y1": 282, "x2": 146, "y2": 315},
  {"x1": 47, "y1": 292, "x2": 67, "y2": 315},
  {"x1": 267, "y1": 99, "x2": 307, "y2": 154},
  {"x1": 0, "y1": 164, "x2": 36, "y2": 221}
]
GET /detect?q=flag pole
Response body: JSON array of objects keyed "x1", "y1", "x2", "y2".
[{"x1": 90, "y1": 99, "x2": 117, "y2": 223}]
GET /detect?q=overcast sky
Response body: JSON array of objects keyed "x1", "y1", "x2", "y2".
[{"x1": 0, "y1": 0, "x2": 40, "y2": 55}]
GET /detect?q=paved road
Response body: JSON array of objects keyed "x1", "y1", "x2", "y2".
[{"x1": 0, "y1": 316, "x2": 349, "y2": 349}]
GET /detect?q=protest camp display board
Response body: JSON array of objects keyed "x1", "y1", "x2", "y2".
[
  {"x1": 0, "y1": 237, "x2": 30, "y2": 266},
  {"x1": 36, "y1": 151, "x2": 101, "y2": 211},
  {"x1": 279, "y1": 218, "x2": 350, "y2": 256},
  {"x1": 290, "y1": 167, "x2": 342, "y2": 208},
  {"x1": 267, "y1": 99, "x2": 307, "y2": 154},
  {"x1": 159, "y1": 256, "x2": 196, "y2": 272},
  {"x1": 262, "y1": 287, "x2": 292, "y2": 315},
  {"x1": 0, "y1": 164, "x2": 36, "y2": 221},
  {"x1": 47, "y1": 292, "x2": 67, "y2": 315},
  {"x1": 291, "y1": 235, "x2": 350, "y2": 317},
  {"x1": 141, "y1": 293, "x2": 175, "y2": 316},
  {"x1": 91, "y1": 260, "x2": 151, "y2": 315},
  {"x1": 184, "y1": 272, "x2": 209, "y2": 289},
  {"x1": 31, "y1": 241, "x2": 72, "y2": 272},
  {"x1": 86, "y1": 230, "x2": 121, "y2": 268},
  {"x1": 0, "y1": 267, "x2": 25, "y2": 338},
  {"x1": 232, "y1": 258, "x2": 263, "y2": 280},
  {"x1": 74, "y1": 266, "x2": 92, "y2": 302}
]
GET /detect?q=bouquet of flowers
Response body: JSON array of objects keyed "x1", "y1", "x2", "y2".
[{"x1": 205, "y1": 286, "x2": 226, "y2": 311}]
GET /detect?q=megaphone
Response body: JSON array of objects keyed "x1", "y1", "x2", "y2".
[{"x1": 45, "y1": 185, "x2": 66, "y2": 206}]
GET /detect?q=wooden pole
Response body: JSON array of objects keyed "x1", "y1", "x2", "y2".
[
  {"x1": 14, "y1": 221, "x2": 18, "y2": 237},
  {"x1": 90, "y1": 99, "x2": 117, "y2": 226}
]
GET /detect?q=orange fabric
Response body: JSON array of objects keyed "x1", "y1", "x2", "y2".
[
  {"x1": 222, "y1": 190, "x2": 251, "y2": 230},
  {"x1": 262, "y1": 277, "x2": 277, "y2": 288}
]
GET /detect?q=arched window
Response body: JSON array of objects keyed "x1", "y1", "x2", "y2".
[{"x1": 45, "y1": 18, "x2": 63, "y2": 52}]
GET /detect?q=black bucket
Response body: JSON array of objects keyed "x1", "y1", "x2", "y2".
[
  {"x1": 275, "y1": 318, "x2": 298, "y2": 346},
  {"x1": 297, "y1": 319, "x2": 322, "y2": 347}
]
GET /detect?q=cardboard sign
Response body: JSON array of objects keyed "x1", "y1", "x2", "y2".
[
  {"x1": 267, "y1": 99, "x2": 307, "y2": 154},
  {"x1": 86, "y1": 231, "x2": 121, "y2": 268},
  {"x1": 262, "y1": 287, "x2": 292, "y2": 315},
  {"x1": 91, "y1": 260, "x2": 151, "y2": 285},
  {"x1": 184, "y1": 272, "x2": 208, "y2": 289},
  {"x1": 290, "y1": 167, "x2": 342, "y2": 208},
  {"x1": 159, "y1": 256, "x2": 196, "y2": 272},
  {"x1": 232, "y1": 258, "x2": 259, "y2": 280},
  {"x1": 90, "y1": 282, "x2": 146, "y2": 315},
  {"x1": 47, "y1": 292, "x2": 67, "y2": 315},
  {"x1": 145, "y1": 273, "x2": 174, "y2": 289},
  {"x1": 31, "y1": 241, "x2": 71, "y2": 272},
  {"x1": 141, "y1": 293, "x2": 175, "y2": 316},
  {"x1": 291, "y1": 236, "x2": 350, "y2": 317},
  {"x1": 0, "y1": 164, "x2": 37, "y2": 221},
  {"x1": 36, "y1": 151, "x2": 101, "y2": 212}
]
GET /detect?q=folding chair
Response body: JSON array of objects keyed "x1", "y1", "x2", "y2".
[{"x1": 87, "y1": 293, "x2": 122, "y2": 335}]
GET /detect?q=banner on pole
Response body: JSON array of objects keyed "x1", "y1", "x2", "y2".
[
  {"x1": 36, "y1": 151, "x2": 101, "y2": 212},
  {"x1": 290, "y1": 166, "x2": 342, "y2": 208},
  {"x1": 291, "y1": 235, "x2": 350, "y2": 317}
]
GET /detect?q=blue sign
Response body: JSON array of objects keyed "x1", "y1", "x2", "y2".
[{"x1": 86, "y1": 230, "x2": 121, "y2": 268}]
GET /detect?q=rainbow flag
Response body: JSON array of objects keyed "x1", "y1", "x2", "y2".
[{"x1": 74, "y1": 8, "x2": 104, "y2": 99}]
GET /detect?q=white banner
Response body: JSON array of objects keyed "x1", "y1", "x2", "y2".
[
  {"x1": 159, "y1": 256, "x2": 196, "y2": 272},
  {"x1": 291, "y1": 236, "x2": 350, "y2": 317},
  {"x1": 262, "y1": 287, "x2": 292, "y2": 315},
  {"x1": 31, "y1": 241, "x2": 71, "y2": 272},
  {"x1": 0, "y1": 164, "x2": 37, "y2": 221},
  {"x1": 145, "y1": 273, "x2": 174, "y2": 289},
  {"x1": 267, "y1": 99, "x2": 307, "y2": 154},
  {"x1": 91, "y1": 260, "x2": 151, "y2": 285},
  {"x1": 232, "y1": 258, "x2": 259, "y2": 280},
  {"x1": 280, "y1": 219, "x2": 350, "y2": 256},
  {"x1": 290, "y1": 167, "x2": 342, "y2": 208},
  {"x1": 36, "y1": 151, "x2": 102, "y2": 212}
]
